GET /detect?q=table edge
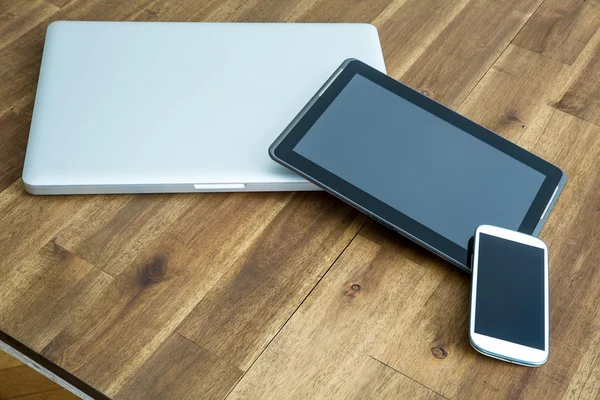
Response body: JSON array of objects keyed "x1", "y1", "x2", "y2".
[{"x1": 0, "y1": 330, "x2": 108, "y2": 400}]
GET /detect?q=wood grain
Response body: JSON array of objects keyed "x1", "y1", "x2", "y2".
[
  {"x1": 0, "y1": 0, "x2": 58, "y2": 52},
  {"x1": 0, "y1": 350, "x2": 22, "y2": 370},
  {"x1": 5, "y1": 389, "x2": 80, "y2": 400},
  {"x1": 1, "y1": 350, "x2": 75, "y2": 400},
  {"x1": 228, "y1": 228, "x2": 452, "y2": 398},
  {"x1": 0, "y1": 110, "x2": 30, "y2": 192},
  {"x1": 0, "y1": 365, "x2": 60, "y2": 399},
  {"x1": 555, "y1": 40, "x2": 600, "y2": 126},
  {"x1": 399, "y1": 0, "x2": 542, "y2": 107},
  {"x1": 0, "y1": 0, "x2": 599, "y2": 399},
  {"x1": 512, "y1": 0, "x2": 600, "y2": 65},
  {"x1": 116, "y1": 333, "x2": 242, "y2": 400},
  {"x1": 176, "y1": 192, "x2": 365, "y2": 371},
  {"x1": 0, "y1": 241, "x2": 113, "y2": 351}
]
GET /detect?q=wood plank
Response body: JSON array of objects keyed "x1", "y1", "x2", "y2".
[
  {"x1": 565, "y1": 350, "x2": 600, "y2": 399},
  {"x1": 0, "y1": 111, "x2": 29, "y2": 192},
  {"x1": 399, "y1": 0, "x2": 542, "y2": 108},
  {"x1": 0, "y1": 366, "x2": 58, "y2": 399},
  {"x1": 338, "y1": 357, "x2": 444, "y2": 400},
  {"x1": 291, "y1": 0, "x2": 394, "y2": 23},
  {"x1": 373, "y1": 0, "x2": 471, "y2": 78},
  {"x1": 228, "y1": 230, "x2": 450, "y2": 398},
  {"x1": 0, "y1": 241, "x2": 113, "y2": 352},
  {"x1": 44, "y1": 0, "x2": 76, "y2": 8},
  {"x1": 54, "y1": 193, "x2": 197, "y2": 276},
  {"x1": 53, "y1": 191, "x2": 291, "y2": 277},
  {"x1": 512, "y1": 0, "x2": 600, "y2": 65},
  {"x1": 0, "y1": 350, "x2": 22, "y2": 370},
  {"x1": 133, "y1": 0, "x2": 394, "y2": 24},
  {"x1": 6, "y1": 389, "x2": 80, "y2": 400},
  {"x1": 0, "y1": 182, "x2": 104, "y2": 312},
  {"x1": 0, "y1": 25, "x2": 47, "y2": 116},
  {"x1": 131, "y1": 0, "x2": 247, "y2": 22},
  {"x1": 39, "y1": 192, "x2": 367, "y2": 396},
  {"x1": 40, "y1": 234, "x2": 234, "y2": 396},
  {"x1": 177, "y1": 193, "x2": 365, "y2": 370},
  {"x1": 116, "y1": 333, "x2": 242, "y2": 400},
  {"x1": 457, "y1": 44, "x2": 566, "y2": 142},
  {"x1": 232, "y1": 352, "x2": 444, "y2": 399},
  {"x1": 554, "y1": 37, "x2": 600, "y2": 126},
  {"x1": 0, "y1": 0, "x2": 58, "y2": 52},
  {"x1": 54, "y1": 0, "x2": 157, "y2": 20}
]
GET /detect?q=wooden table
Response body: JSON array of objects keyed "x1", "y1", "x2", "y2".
[{"x1": 1, "y1": 1, "x2": 599, "y2": 399}]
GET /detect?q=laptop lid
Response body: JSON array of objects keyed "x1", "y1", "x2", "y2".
[{"x1": 22, "y1": 21, "x2": 386, "y2": 194}]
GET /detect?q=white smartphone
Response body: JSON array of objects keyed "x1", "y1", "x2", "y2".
[{"x1": 469, "y1": 225, "x2": 549, "y2": 367}]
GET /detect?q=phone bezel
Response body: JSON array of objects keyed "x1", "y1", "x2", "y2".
[{"x1": 469, "y1": 225, "x2": 549, "y2": 366}]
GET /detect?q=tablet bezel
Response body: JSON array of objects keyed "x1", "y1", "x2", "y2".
[{"x1": 270, "y1": 59, "x2": 565, "y2": 271}]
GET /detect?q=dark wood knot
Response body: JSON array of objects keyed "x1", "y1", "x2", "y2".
[
  {"x1": 140, "y1": 253, "x2": 168, "y2": 285},
  {"x1": 344, "y1": 282, "x2": 362, "y2": 298},
  {"x1": 431, "y1": 346, "x2": 448, "y2": 359},
  {"x1": 505, "y1": 109, "x2": 522, "y2": 123}
]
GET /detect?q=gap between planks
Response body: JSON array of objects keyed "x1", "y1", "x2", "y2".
[{"x1": 367, "y1": 355, "x2": 451, "y2": 400}]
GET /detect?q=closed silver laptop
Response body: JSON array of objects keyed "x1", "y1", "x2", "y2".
[{"x1": 22, "y1": 21, "x2": 386, "y2": 194}]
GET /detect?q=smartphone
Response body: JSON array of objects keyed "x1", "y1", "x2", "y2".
[{"x1": 469, "y1": 225, "x2": 549, "y2": 366}]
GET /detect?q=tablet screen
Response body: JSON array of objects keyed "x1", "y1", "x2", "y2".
[{"x1": 293, "y1": 74, "x2": 545, "y2": 249}]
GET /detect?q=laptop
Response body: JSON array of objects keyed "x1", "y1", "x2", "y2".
[{"x1": 22, "y1": 21, "x2": 386, "y2": 194}]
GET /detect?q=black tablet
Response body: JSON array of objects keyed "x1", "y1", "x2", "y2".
[{"x1": 270, "y1": 59, "x2": 566, "y2": 271}]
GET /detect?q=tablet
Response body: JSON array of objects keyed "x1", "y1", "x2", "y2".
[{"x1": 269, "y1": 59, "x2": 566, "y2": 271}]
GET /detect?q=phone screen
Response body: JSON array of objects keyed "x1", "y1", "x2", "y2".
[{"x1": 475, "y1": 233, "x2": 546, "y2": 350}]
